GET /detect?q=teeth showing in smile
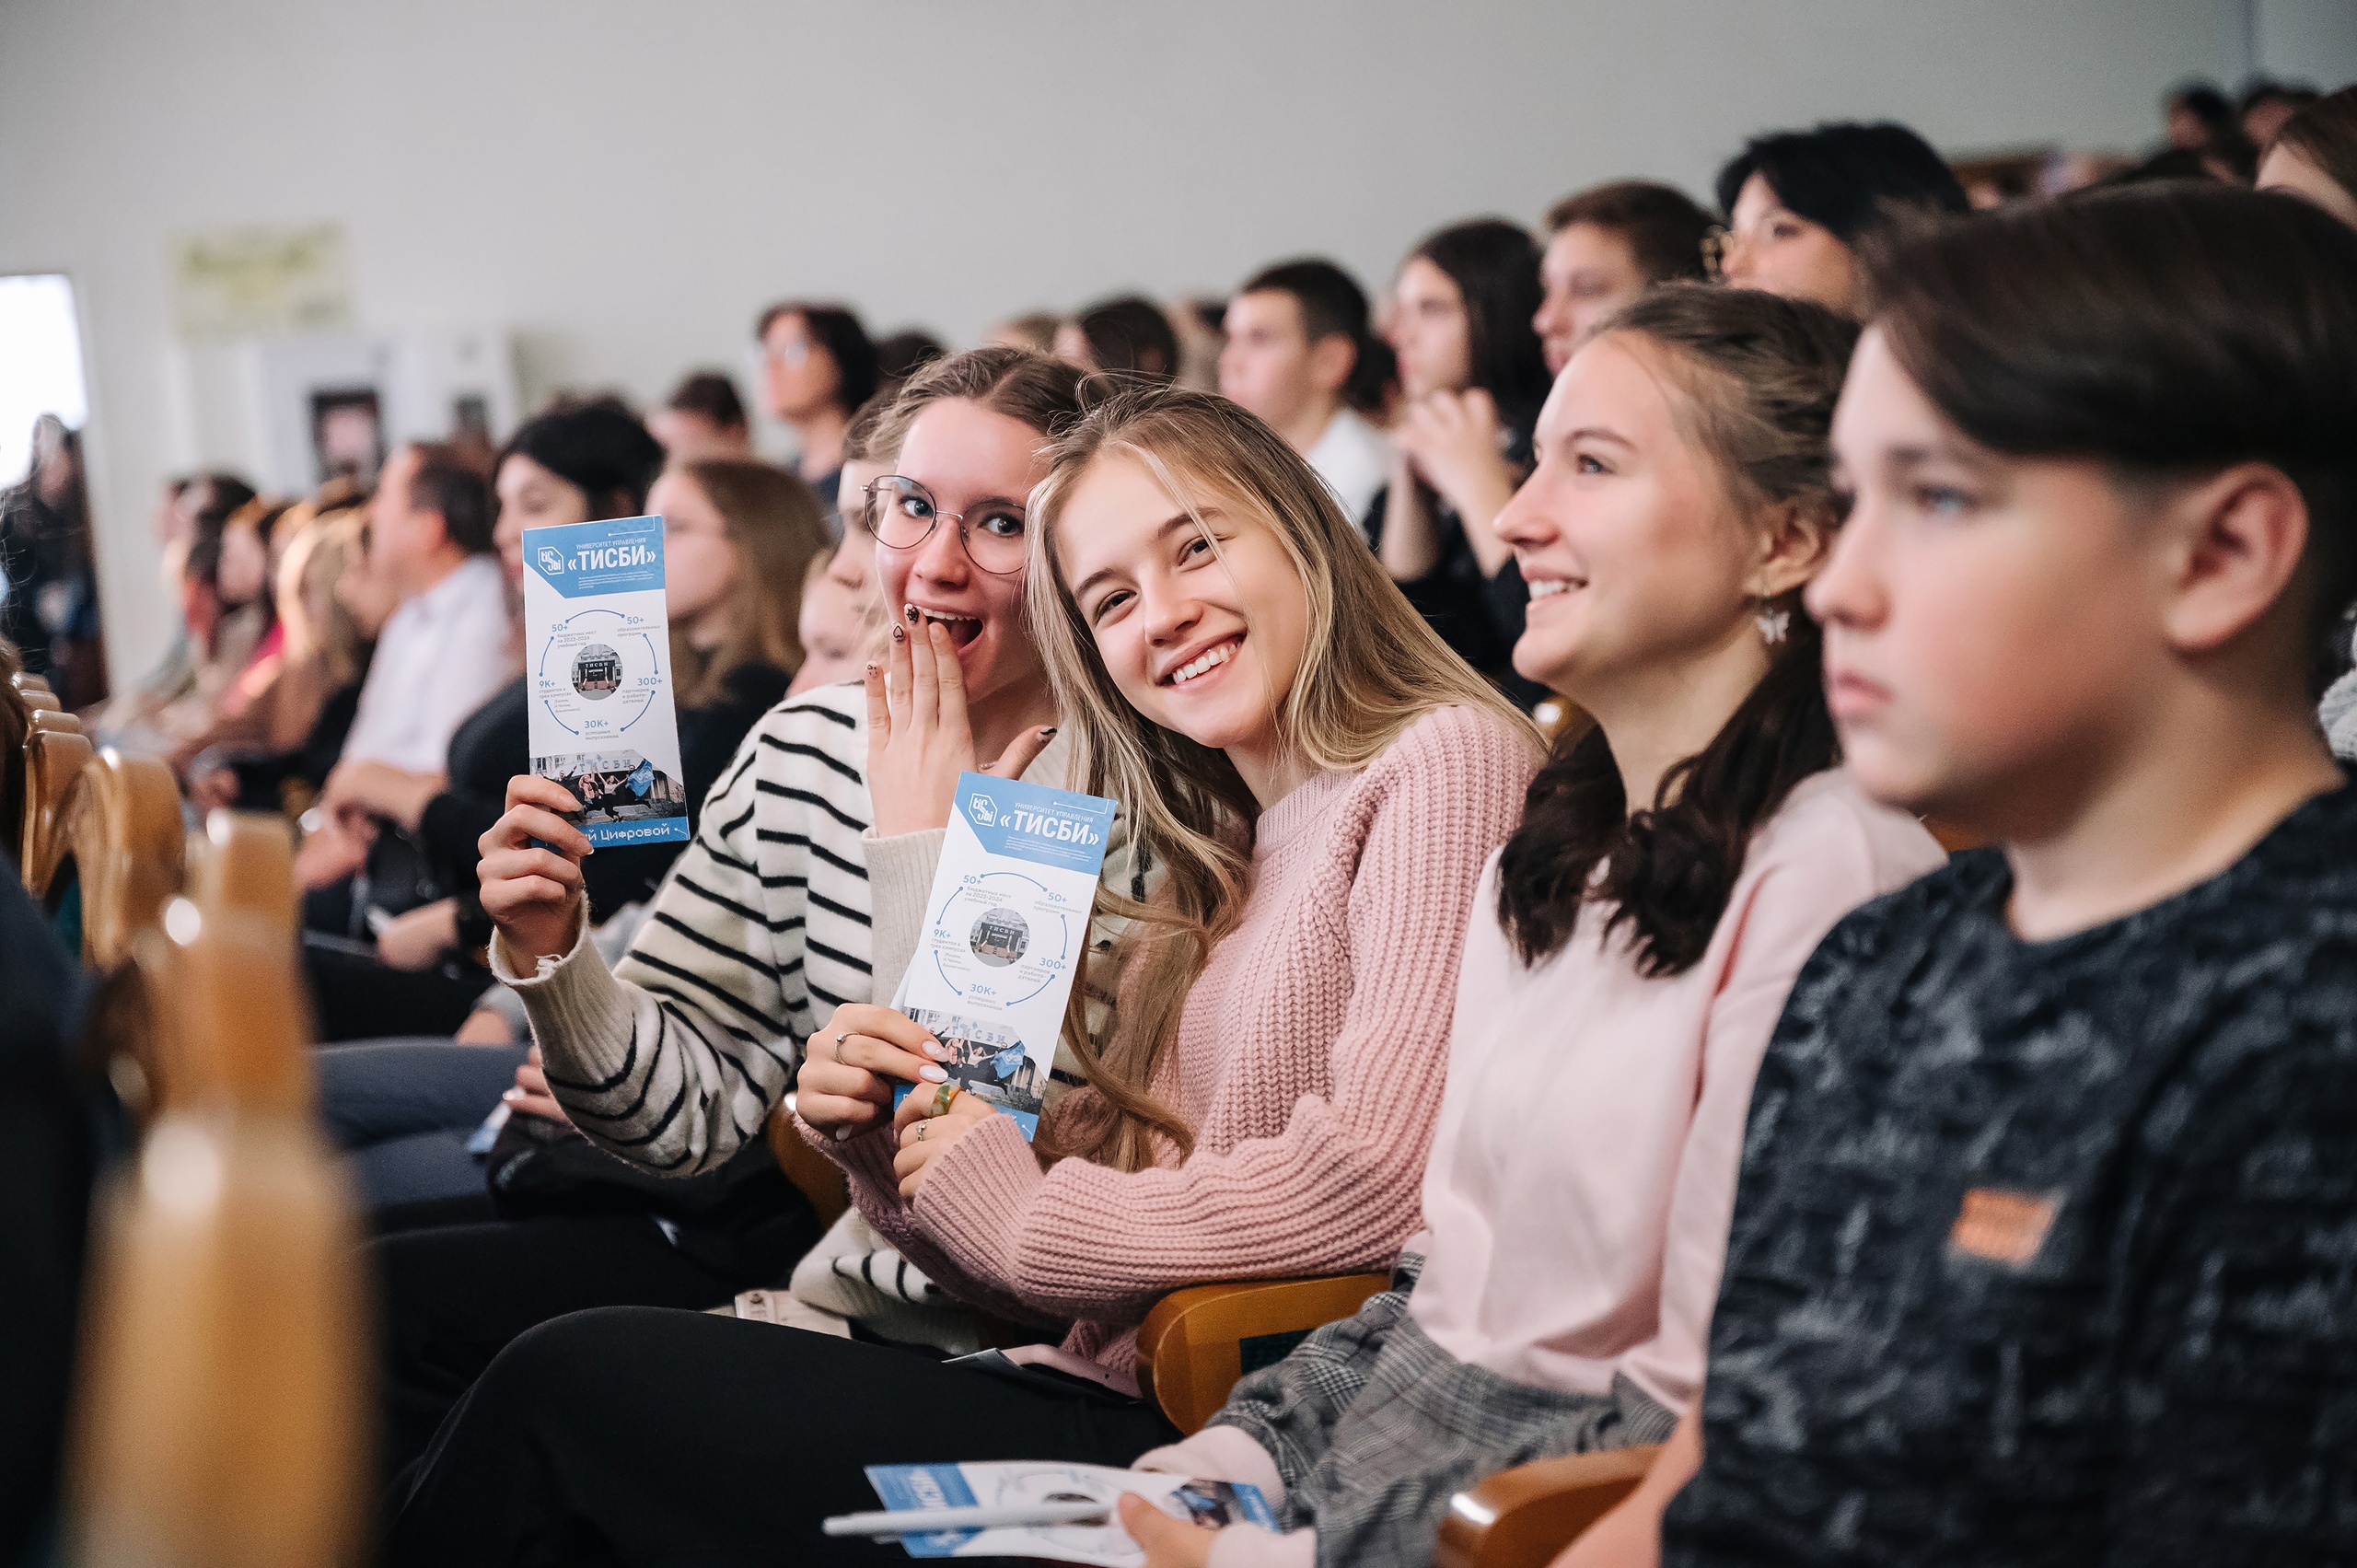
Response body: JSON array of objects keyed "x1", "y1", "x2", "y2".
[
  {"x1": 905, "y1": 603, "x2": 981, "y2": 630},
  {"x1": 1527, "y1": 578, "x2": 1577, "y2": 599},
  {"x1": 1167, "y1": 642, "x2": 1236, "y2": 686}
]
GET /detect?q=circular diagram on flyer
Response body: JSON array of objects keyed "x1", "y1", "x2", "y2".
[
  {"x1": 968, "y1": 906, "x2": 1030, "y2": 967},
  {"x1": 571, "y1": 643, "x2": 623, "y2": 700},
  {"x1": 534, "y1": 609, "x2": 662, "y2": 739}
]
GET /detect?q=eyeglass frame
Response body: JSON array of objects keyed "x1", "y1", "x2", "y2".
[{"x1": 858, "y1": 475, "x2": 1030, "y2": 575}]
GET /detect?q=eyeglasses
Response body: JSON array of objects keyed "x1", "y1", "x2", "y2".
[
  {"x1": 860, "y1": 476, "x2": 1028, "y2": 575},
  {"x1": 762, "y1": 339, "x2": 813, "y2": 367}
]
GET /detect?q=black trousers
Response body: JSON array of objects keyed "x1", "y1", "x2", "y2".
[
  {"x1": 386, "y1": 1307, "x2": 1181, "y2": 1568},
  {"x1": 372, "y1": 1214, "x2": 762, "y2": 1482}
]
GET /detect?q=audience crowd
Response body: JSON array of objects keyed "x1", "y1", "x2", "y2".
[{"x1": 7, "y1": 75, "x2": 2357, "y2": 1568}]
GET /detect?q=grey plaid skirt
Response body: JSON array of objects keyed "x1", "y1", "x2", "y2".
[{"x1": 1211, "y1": 1260, "x2": 1678, "y2": 1568}]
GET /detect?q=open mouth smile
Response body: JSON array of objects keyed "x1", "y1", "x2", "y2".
[
  {"x1": 1161, "y1": 635, "x2": 1242, "y2": 687},
  {"x1": 1525, "y1": 576, "x2": 1585, "y2": 600}
]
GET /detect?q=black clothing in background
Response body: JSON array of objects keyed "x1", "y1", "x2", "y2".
[
  {"x1": 0, "y1": 482, "x2": 105, "y2": 708},
  {"x1": 1365, "y1": 427, "x2": 1547, "y2": 712},
  {"x1": 0, "y1": 872, "x2": 110, "y2": 1566},
  {"x1": 224, "y1": 642, "x2": 372, "y2": 813},
  {"x1": 1666, "y1": 782, "x2": 2357, "y2": 1568},
  {"x1": 387, "y1": 1306, "x2": 1179, "y2": 1567}
]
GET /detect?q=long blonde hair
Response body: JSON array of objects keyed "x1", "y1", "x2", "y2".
[{"x1": 1028, "y1": 383, "x2": 1535, "y2": 1171}]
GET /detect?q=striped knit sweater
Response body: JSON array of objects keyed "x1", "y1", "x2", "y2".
[
  {"x1": 498, "y1": 681, "x2": 1117, "y2": 1180},
  {"x1": 817, "y1": 703, "x2": 1541, "y2": 1372}
]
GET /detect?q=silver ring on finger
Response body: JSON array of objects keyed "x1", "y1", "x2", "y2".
[{"x1": 914, "y1": 1121, "x2": 929, "y2": 1141}]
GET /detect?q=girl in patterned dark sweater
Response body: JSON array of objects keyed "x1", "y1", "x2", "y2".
[{"x1": 1575, "y1": 186, "x2": 2357, "y2": 1568}]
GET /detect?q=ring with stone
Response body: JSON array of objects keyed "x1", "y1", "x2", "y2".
[{"x1": 932, "y1": 1083, "x2": 962, "y2": 1118}]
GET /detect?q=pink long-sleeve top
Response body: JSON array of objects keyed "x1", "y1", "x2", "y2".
[
  {"x1": 1143, "y1": 769, "x2": 1945, "y2": 1568},
  {"x1": 813, "y1": 703, "x2": 1539, "y2": 1373}
]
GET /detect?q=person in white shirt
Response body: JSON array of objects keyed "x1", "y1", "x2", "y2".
[
  {"x1": 1218, "y1": 259, "x2": 1390, "y2": 537},
  {"x1": 335, "y1": 442, "x2": 510, "y2": 774}
]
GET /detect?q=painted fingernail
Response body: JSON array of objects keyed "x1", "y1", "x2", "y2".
[
  {"x1": 865, "y1": 661, "x2": 879, "y2": 679},
  {"x1": 904, "y1": 602, "x2": 920, "y2": 623},
  {"x1": 922, "y1": 1039, "x2": 947, "y2": 1059},
  {"x1": 1039, "y1": 726, "x2": 1057, "y2": 739},
  {"x1": 919, "y1": 1064, "x2": 947, "y2": 1083},
  {"x1": 890, "y1": 623, "x2": 905, "y2": 644},
  {"x1": 833, "y1": 1126, "x2": 851, "y2": 1143}
]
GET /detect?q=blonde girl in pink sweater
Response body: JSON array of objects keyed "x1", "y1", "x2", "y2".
[
  {"x1": 1116, "y1": 287, "x2": 1945, "y2": 1568},
  {"x1": 389, "y1": 383, "x2": 1537, "y2": 1565}
]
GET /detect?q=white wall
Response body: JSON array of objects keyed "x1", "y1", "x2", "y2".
[{"x1": 0, "y1": 0, "x2": 2325, "y2": 687}]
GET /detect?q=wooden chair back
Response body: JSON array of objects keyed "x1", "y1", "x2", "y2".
[
  {"x1": 63, "y1": 749, "x2": 186, "y2": 970},
  {"x1": 18, "y1": 683, "x2": 62, "y2": 714},
  {"x1": 8, "y1": 667, "x2": 52, "y2": 695},
  {"x1": 1136, "y1": 1272, "x2": 1390, "y2": 1434},
  {"x1": 1434, "y1": 1444, "x2": 1664, "y2": 1568},
  {"x1": 184, "y1": 809, "x2": 301, "y2": 942},
  {"x1": 21, "y1": 715, "x2": 95, "y2": 895},
  {"x1": 67, "y1": 889, "x2": 365, "y2": 1568}
]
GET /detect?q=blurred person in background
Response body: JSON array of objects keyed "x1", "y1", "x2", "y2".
[
  {"x1": 872, "y1": 329, "x2": 949, "y2": 401},
  {"x1": 1711, "y1": 121, "x2": 1971, "y2": 316},
  {"x1": 2242, "y1": 79, "x2": 2320, "y2": 151},
  {"x1": 1055, "y1": 293, "x2": 1180, "y2": 381},
  {"x1": 984, "y1": 311, "x2": 1062, "y2": 354},
  {"x1": 96, "y1": 470, "x2": 254, "y2": 739},
  {"x1": 0, "y1": 413, "x2": 106, "y2": 707},
  {"x1": 757, "y1": 300, "x2": 878, "y2": 505},
  {"x1": 1376, "y1": 216, "x2": 1553, "y2": 707},
  {"x1": 647, "y1": 370, "x2": 754, "y2": 460},
  {"x1": 2259, "y1": 85, "x2": 2357, "y2": 229},
  {"x1": 1219, "y1": 257, "x2": 1390, "y2": 530},
  {"x1": 1167, "y1": 295, "x2": 1227, "y2": 389},
  {"x1": 1533, "y1": 181, "x2": 1714, "y2": 375}
]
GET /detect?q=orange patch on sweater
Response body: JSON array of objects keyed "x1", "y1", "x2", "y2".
[{"x1": 1948, "y1": 1188, "x2": 2059, "y2": 1267}]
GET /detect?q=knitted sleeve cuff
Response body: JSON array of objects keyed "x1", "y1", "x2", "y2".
[
  {"x1": 863, "y1": 827, "x2": 946, "y2": 1005},
  {"x1": 487, "y1": 917, "x2": 628, "y2": 1074},
  {"x1": 908, "y1": 1111, "x2": 1047, "y2": 1282}
]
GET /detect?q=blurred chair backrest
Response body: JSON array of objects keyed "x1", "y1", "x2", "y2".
[
  {"x1": 8, "y1": 666, "x2": 51, "y2": 695},
  {"x1": 64, "y1": 749, "x2": 186, "y2": 971},
  {"x1": 1137, "y1": 1272, "x2": 1391, "y2": 1434},
  {"x1": 184, "y1": 809, "x2": 300, "y2": 942},
  {"x1": 1434, "y1": 1444, "x2": 1664, "y2": 1568},
  {"x1": 68, "y1": 895, "x2": 365, "y2": 1568},
  {"x1": 0, "y1": 675, "x2": 27, "y2": 869},
  {"x1": 21, "y1": 714, "x2": 95, "y2": 896}
]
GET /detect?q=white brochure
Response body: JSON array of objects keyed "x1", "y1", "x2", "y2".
[
  {"x1": 860, "y1": 1461, "x2": 1274, "y2": 1564},
  {"x1": 522, "y1": 515, "x2": 689, "y2": 849},
  {"x1": 890, "y1": 772, "x2": 1116, "y2": 1138}
]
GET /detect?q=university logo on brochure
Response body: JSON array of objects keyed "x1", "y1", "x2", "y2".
[{"x1": 967, "y1": 792, "x2": 998, "y2": 828}]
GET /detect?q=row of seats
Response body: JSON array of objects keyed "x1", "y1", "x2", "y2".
[{"x1": 6, "y1": 665, "x2": 1610, "y2": 1566}]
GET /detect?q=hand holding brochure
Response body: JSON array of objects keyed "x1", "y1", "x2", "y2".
[
  {"x1": 850, "y1": 1462, "x2": 1274, "y2": 1564},
  {"x1": 522, "y1": 516, "x2": 689, "y2": 848},
  {"x1": 890, "y1": 772, "x2": 1117, "y2": 1138}
]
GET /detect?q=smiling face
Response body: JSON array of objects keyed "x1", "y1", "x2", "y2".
[
  {"x1": 1494, "y1": 332, "x2": 1767, "y2": 703},
  {"x1": 1722, "y1": 172, "x2": 1858, "y2": 314},
  {"x1": 873, "y1": 398, "x2": 1051, "y2": 712},
  {"x1": 1052, "y1": 449, "x2": 1311, "y2": 762},
  {"x1": 1387, "y1": 257, "x2": 1473, "y2": 399},
  {"x1": 1809, "y1": 328, "x2": 2157, "y2": 819},
  {"x1": 1535, "y1": 222, "x2": 1648, "y2": 374}
]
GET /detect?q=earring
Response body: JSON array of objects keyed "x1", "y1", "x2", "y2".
[{"x1": 1754, "y1": 603, "x2": 1790, "y2": 646}]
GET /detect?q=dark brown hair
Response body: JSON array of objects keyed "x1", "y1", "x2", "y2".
[
  {"x1": 1406, "y1": 218, "x2": 1553, "y2": 435},
  {"x1": 403, "y1": 442, "x2": 495, "y2": 556},
  {"x1": 755, "y1": 301, "x2": 879, "y2": 413},
  {"x1": 664, "y1": 370, "x2": 748, "y2": 431},
  {"x1": 1545, "y1": 180, "x2": 1716, "y2": 285},
  {"x1": 1866, "y1": 184, "x2": 2357, "y2": 674},
  {"x1": 1495, "y1": 285, "x2": 1857, "y2": 973},
  {"x1": 1071, "y1": 296, "x2": 1179, "y2": 383},
  {"x1": 2275, "y1": 85, "x2": 2357, "y2": 208}
]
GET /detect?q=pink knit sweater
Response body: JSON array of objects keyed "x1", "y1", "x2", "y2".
[{"x1": 816, "y1": 703, "x2": 1538, "y2": 1371}]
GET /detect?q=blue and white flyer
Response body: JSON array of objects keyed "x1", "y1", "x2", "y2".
[
  {"x1": 863, "y1": 1461, "x2": 1273, "y2": 1564},
  {"x1": 890, "y1": 772, "x2": 1116, "y2": 1139},
  {"x1": 522, "y1": 516, "x2": 689, "y2": 848}
]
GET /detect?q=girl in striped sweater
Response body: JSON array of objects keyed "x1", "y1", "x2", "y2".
[{"x1": 389, "y1": 384, "x2": 1538, "y2": 1563}]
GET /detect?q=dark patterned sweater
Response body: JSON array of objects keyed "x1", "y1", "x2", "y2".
[{"x1": 1664, "y1": 783, "x2": 2357, "y2": 1567}]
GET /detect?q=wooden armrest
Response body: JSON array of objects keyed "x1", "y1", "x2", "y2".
[
  {"x1": 766, "y1": 1099, "x2": 849, "y2": 1228},
  {"x1": 1135, "y1": 1272, "x2": 1390, "y2": 1434},
  {"x1": 1434, "y1": 1444, "x2": 1662, "y2": 1568}
]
